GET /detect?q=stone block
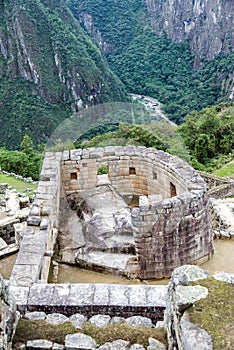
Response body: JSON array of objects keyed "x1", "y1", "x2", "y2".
[
  {"x1": 65, "y1": 333, "x2": 96, "y2": 350},
  {"x1": 26, "y1": 339, "x2": 53, "y2": 349}
]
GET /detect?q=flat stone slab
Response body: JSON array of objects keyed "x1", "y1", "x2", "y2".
[
  {"x1": 180, "y1": 319, "x2": 213, "y2": 350},
  {"x1": 65, "y1": 333, "x2": 96, "y2": 349},
  {"x1": 24, "y1": 311, "x2": 46, "y2": 321},
  {"x1": 26, "y1": 339, "x2": 53, "y2": 349},
  {"x1": 126, "y1": 316, "x2": 153, "y2": 328},
  {"x1": 10, "y1": 284, "x2": 167, "y2": 323},
  {"x1": 175, "y1": 285, "x2": 208, "y2": 312},
  {"x1": 69, "y1": 314, "x2": 87, "y2": 329},
  {"x1": 99, "y1": 340, "x2": 130, "y2": 350},
  {"x1": 89, "y1": 314, "x2": 111, "y2": 328},
  {"x1": 46, "y1": 313, "x2": 69, "y2": 325},
  {"x1": 147, "y1": 337, "x2": 166, "y2": 350},
  {"x1": 26, "y1": 283, "x2": 167, "y2": 307}
]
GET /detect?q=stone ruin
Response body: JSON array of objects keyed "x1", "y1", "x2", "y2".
[
  {"x1": 58, "y1": 146, "x2": 213, "y2": 280},
  {"x1": 0, "y1": 184, "x2": 31, "y2": 259}
]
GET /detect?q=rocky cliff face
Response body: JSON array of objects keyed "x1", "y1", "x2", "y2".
[
  {"x1": 145, "y1": 0, "x2": 234, "y2": 68},
  {"x1": 0, "y1": 0, "x2": 125, "y2": 109}
]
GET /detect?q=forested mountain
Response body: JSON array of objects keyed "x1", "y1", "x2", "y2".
[
  {"x1": 0, "y1": 0, "x2": 233, "y2": 149},
  {"x1": 68, "y1": 0, "x2": 234, "y2": 123},
  {"x1": 0, "y1": 0, "x2": 126, "y2": 149}
]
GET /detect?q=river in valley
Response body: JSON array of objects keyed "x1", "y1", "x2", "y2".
[{"x1": 1, "y1": 239, "x2": 234, "y2": 283}]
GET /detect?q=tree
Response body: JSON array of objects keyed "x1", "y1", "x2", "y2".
[{"x1": 20, "y1": 134, "x2": 34, "y2": 155}]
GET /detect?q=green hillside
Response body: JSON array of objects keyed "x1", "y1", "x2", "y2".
[
  {"x1": 68, "y1": 0, "x2": 233, "y2": 124},
  {"x1": 0, "y1": 0, "x2": 126, "y2": 149}
]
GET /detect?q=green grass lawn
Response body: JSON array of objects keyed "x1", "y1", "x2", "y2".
[
  {"x1": 214, "y1": 160, "x2": 234, "y2": 178},
  {"x1": 189, "y1": 278, "x2": 234, "y2": 350},
  {"x1": 0, "y1": 174, "x2": 38, "y2": 195}
]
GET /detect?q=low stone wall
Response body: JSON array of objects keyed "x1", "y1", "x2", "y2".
[
  {"x1": 10, "y1": 284, "x2": 167, "y2": 324},
  {"x1": 0, "y1": 170, "x2": 38, "y2": 185},
  {"x1": 10, "y1": 152, "x2": 62, "y2": 287},
  {"x1": 164, "y1": 265, "x2": 234, "y2": 350},
  {"x1": 198, "y1": 171, "x2": 231, "y2": 189},
  {"x1": 207, "y1": 183, "x2": 234, "y2": 199},
  {"x1": 164, "y1": 265, "x2": 212, "y2": 350},
  {"x1": 198, "y1": 171, "x2": 234, "y2": 199}
]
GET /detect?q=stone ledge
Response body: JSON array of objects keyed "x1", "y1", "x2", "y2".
[{"x1": 10, "y1": 284, "x2": 168, "y2": 323}]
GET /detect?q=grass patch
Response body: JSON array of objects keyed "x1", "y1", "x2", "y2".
[
  {"x1": 188, "y1": 278, "x2": 234, "y2": 350},
  {"x1": 13, "y1": 319, "x2": 167, "y2": 347},
  {"x1": 0, "y1": 174, "x2": 37, "y2": 195},
  {"x1": 82, "y1": 322, "x2": 167, "y2": 347},
  {"x1": 13, "y1": 320, "x2": 78, "y2": 345},
  {"x1": 213, "y1": 161, "x2": 234, "y2": 178}
]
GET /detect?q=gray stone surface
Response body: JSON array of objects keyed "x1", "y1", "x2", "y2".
[
  {"x1": 171, "y1": 265, "x2": 210, "y2": 286},
  {"x1": 147, "y1": 338, "x2": 166, "y2": 350},
  {"x1": 52, "y1": 343, "x2": 65, "y2": 350},
  {"x1": 25, "y1": 283, "x2": 167, "y2": 310},
  {"x1": 213, "y1": 272, "x2": 234, "y2": 284},
  {"x1": 26, "y1": 339, "x2": 53, "y2": 349},
  {"x1": 110, "y1": 316, "x2": 126, "y2": 325},
  {"x1": 89, "y1": 314, "x2": 111, "y2": 328},
  {"x1": 0, "y1": 274, "x2": 18, "y2": 349},
  {"x1": 24, "y1": 311, "x2": 46, "y2": 321},
  {"x1": 99, "y1": 340, "x2": 130, "y2": 350},
  {"x1": 175, "y1": 285, "x2": 209, "y2": 312},
  {"x1": 126, "y1": 316, "x2": 153, "y2": 328},
  {"x1": 0, "y1": 237, "x2": 8, "y2": 250},
  {"x1": 65, "y1": 333, "x2": 96, "y2": 349},
  {"x1": 46, "y1": 313, "x2": 69, "y2": 325},
  {"x1": 180, "y1": 319, "x2": 213, "y2": 350},
  {"x1": 69, "y1": 314, "x2": 87, "y2": 329},
  {"x1": 130, "y1": 345, "x2": 145, "y2": 350},
  {"x1": 155, "y1": 321, "x2": 164, "y2": 329}
]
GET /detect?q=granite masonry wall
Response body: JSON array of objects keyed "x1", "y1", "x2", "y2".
[
  {"x1": 198, "y1": 171, "x2": 234, "y2": 199},
  {"x1": 61, "y1": 146, "x2": 213, "y2": 279},
  {"x1": 8, "y1": 150, "x2": 168, "y2": 323},
  {"x1": 10, "y1": 152, "x2": 62, "y2": 288}
]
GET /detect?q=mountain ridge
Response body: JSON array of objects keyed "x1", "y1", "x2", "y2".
[{"x1": 0, "y1": 0, "x2": 126, "y2": 148}]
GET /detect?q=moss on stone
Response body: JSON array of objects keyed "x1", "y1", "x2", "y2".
[
  {"x1": 13, "y1": 319, "x2": 167, "y2": 347},
  {"x1": 82, "y1": 321, "x2": 167, "y2": 347},
  {"x1": 188, "y1": 278, "x2": 234, "y2": 350},
  {"x1": 13, "y1": 320, "x2": 78, "y2": 345}
]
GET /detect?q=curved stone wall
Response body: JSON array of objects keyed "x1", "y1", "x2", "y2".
[{"x1": 61, "y1": 146, "x2": 213, "y2": 279}]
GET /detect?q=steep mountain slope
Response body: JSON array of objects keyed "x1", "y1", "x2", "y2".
[
  {"x1": 145, "y1": 0, "x2": 234, "y2": 68},
  {"x1": 68, "y1": 0, "x2": 234, "y2": 123},
  {"x1": 0, "y1": 0, "x2": 126, "y2": 148}
]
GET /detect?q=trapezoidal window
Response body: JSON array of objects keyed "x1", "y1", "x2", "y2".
[
  {"x1": 70, "y1": 172, "x2": 78, "y2": 180},
  {"x1": 129, "y1": 167, "x2": 136, "y2": 175},
  {"x1": 170, "y1": 182, "x2": 177, "y2": 197},
  {"x1": 97, "y1": 165, "x2": 109, "y2": 175}
]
